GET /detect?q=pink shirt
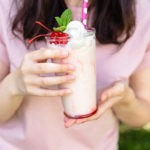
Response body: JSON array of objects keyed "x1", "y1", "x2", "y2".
[{"x1": 0, "y1": 0, "x2": 150, "y2": 149}]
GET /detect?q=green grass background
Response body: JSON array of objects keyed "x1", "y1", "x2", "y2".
[{"x1": 119, "y1": 124, "x2": 150, "y2": 150}]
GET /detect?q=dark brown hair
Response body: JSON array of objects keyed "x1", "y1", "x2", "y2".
[{"x1": 12, "y1": 0, "x2": 136, "y2": 44}]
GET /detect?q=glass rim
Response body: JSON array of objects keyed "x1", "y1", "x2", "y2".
[{"x1": 86, "y1": 27, "x2": 96, "y2": 32}]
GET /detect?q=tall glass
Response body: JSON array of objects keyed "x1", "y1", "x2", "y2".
[{"x1": 47, "y1": 29, "x2": 97, "y2": 119}]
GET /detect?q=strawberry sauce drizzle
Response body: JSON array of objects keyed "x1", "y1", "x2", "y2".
[{"x1": 64, "y1": 108, "x2": 98, "y2": 119}]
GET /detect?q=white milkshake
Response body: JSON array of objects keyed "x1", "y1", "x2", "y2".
[{"x1": 48, "y1": 21, "x2": 97, "y2": 119}]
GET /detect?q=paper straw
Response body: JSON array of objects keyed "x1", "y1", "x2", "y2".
[{"x1": 82, "y1": 0, "x2": 88, "y2": 28}]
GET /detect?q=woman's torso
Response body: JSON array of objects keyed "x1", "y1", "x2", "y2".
[{"x1": 1, "y1": 0, "x2": 150, "y2": 149}]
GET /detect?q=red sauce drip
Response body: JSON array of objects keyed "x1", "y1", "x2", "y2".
[{"x1": 64, "y1": 107, "x2": 98, "y2": 119}]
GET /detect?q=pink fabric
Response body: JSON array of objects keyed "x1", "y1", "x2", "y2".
[
  {"x1": 0, "y1": 0, "x2": 150, "y2": 149},
  {"x1": 0, "y1": 14, "x2": 9, "y2": 66}
]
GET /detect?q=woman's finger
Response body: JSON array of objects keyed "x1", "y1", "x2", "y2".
[
  {"x1": 27, "y1": 48, "x2": 69, "y2": 61},
  {"x1": 64, "y1": 117, "x2": 70, "y2": 122},
  {"x1": 24, "y1": 75, "x2": 75, "y2": 87},
  {"x1": 69, "y1": 96, "x2": 122, "y2": 126},
  {"x1": 101, "y1": 81, "x2": 128, "y2": 102},
  {"x1": 81, "y1": 97, "x2": 121, "y2": 123},
  {"x1": 30, "y1": 63, "x2": 75, "y2": 74},
  {"x1": 25, "y1": 85, "x2": 72, "y2": 97},
  {"x1": 65, "y1": 119, "x2": 76, "y2": 128}
]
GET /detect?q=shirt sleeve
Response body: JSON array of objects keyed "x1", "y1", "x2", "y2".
[
  {"x1": 130, "y1": 0, "x2": 150, "y2": 73},
  {"x1": 0, "y1": 36, "x2": 10, "y2": 66},
  {"x1": 118, "y1": 4, "x2": 150, "y2": 76},
  {"x1": 134, "y1": 44, "x2": 150, "y2": 72},
  {"x1": 0, "y1": 3, "x2": 10, "y2": 67}
]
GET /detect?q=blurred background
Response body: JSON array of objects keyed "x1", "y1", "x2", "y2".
[{"x1": 119, "y1": 123, "x2": 150, "y2": 150}]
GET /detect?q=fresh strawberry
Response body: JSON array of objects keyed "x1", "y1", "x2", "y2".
[
  {"x1": 58, "y1": 33, "x2": 70, "y2": 45},
  {"x1": 49, "y1": 31, "x2": 60, "y2": 44},
  {"x1": 49, "y1": 31, "x2": 69, "y2": 45},
  {"x1": 59, "y1": 33, "x2": 69, "y2": 38},
  {"x1": 50, "y1": 31, "x2": 60, "y2": 38}
]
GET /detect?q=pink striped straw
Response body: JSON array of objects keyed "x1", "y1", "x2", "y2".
[{"x1": 82, "y1": 0, "x2": 88, "y2": 28}]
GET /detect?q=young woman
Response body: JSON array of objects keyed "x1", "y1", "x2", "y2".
[{"x1": 0, "y1": 0, "x2": 150, "y2": 149}]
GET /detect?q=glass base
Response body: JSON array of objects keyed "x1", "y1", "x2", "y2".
[{"x1": 64, "y1": 107, "x2": 98, "y2": 119}]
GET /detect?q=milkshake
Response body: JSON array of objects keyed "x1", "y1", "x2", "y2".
[
  {"x1": 48, "y1": 21, "x2": 97, "y2": 119},
  {"x1": 28, "y1": 9, "x2": 97, "y2": 119}
]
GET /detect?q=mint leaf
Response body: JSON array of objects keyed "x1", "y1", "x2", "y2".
[
  {"x1": 53, "y1": 26, "x2": 66, "y2": 32},
  {"x1": 61, "y1": 9, "x2": 72, "y2": 26},
  {"x1": 54, "y1": 9, "x2": 72, "y2": 32},
  {"x1": 55, "y1": 17, "x2": 62, "y2": 26}
]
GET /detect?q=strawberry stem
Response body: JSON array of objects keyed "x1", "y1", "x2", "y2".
[
  {"x1": 36, "y1": 21, "x2": 52, "y2": 32},
  {"x1": 28, "y1": 34, "x2": 50, "y2": 44}
]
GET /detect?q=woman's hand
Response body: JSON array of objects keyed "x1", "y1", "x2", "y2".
[
  {"x1": 64, "y1": 80, "x2": 135, "y2": 128},
  {"x1": 14, "y1": 47, "x2": 75, "y2": 97}
]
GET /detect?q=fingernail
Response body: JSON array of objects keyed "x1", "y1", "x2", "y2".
[
  {"x1": 65, "y1": 89, "x2": 72, "y2": 94},
  {"x1": 61, "y1": 51, "x2": 69, "y2": 57},
  {"x1": 65, "y1": 124, "x2": 70, "y2": 128},
  {"x1": 67, "y1": 75, "x2": 75, "y2": 81},
  {"x1": 68, "y1": 65, "x2": 75, "y2": 71},
  {"x1": 102, "y1": 95, "x2": 107, "y2": 101}
]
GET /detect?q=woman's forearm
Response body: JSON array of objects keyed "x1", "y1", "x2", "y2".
[
  {"x1": 0, "y1": 69, "x2": 24, "y2": 123},
  {"x1": 113, "y1": 89, "x2": 150, "y2": 128}
]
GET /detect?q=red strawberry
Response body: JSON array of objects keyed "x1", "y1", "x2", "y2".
[
  {"x1": 58, "y1": 33, "x2": 70, "y2": 45},
  {"x1": 50, "y1": 31, "x2": 60, "y2": 38},
  {"x1": 49, "y1": 31, "x2": 60, "y2": 44},
  {"x1": 59, "y1": 33, "x2": 69, "y2": 37},
  {"x1": 50, "y1": 32, "x2": 70, "y2": 45}
]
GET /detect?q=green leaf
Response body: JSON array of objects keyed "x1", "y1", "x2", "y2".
[
  {"x1": 55, "y1": 17, "x2": 62, "y2": 26},
  {"x1": 53, "y1": 26, "x2": 66, "y2": 32},
  {"x1": 53, "y1": 9, "x2": 72, "y2": 32},
  {"x1": 61, "y1": 9, "x2": 72, "y2": 26}
]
